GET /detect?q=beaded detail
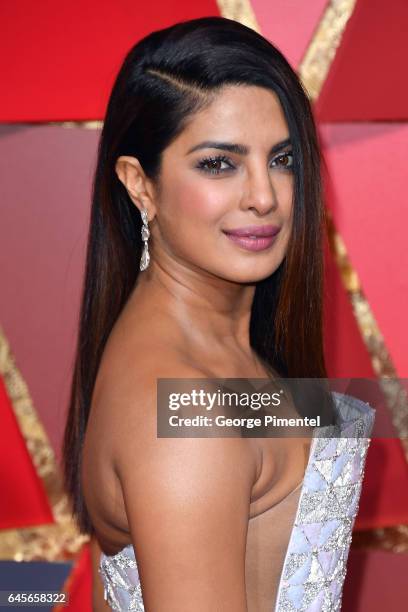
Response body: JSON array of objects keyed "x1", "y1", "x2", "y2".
[
  {"x1": 99, "y1": 547, "x2": 144, "y2": 610},
  {"x1": 98, "y1": 391, "x2": 375, "y2": 611},
  {"x1": 274, "y1": 391, "x2": 375, "y2": 611}
]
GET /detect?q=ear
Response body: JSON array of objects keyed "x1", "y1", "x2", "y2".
[{"x1": 115, "y1": 156, "x2": 157, "y2": 221}]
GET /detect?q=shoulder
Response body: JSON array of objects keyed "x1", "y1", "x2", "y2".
[
  {"x1": 110, "y1": 355, "x2": 257, "y2": 468},
  {"x1": 91, "y1": 352, "x2": 257, "y2": 608},
  {"x1": 109, "y1": 358, "x2": 255, "y2": 609},
  {"x1": 94, "y1": 351, "x2": 258, "y2": 471}
]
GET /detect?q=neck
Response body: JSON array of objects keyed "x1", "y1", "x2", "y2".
[{"x1": 131, "y1": 256, "x2": 257, "y2": 356}]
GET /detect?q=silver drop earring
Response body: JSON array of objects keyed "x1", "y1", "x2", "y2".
[{"x1": 140, "y1": 206, "x2": 150, "y2": 271}]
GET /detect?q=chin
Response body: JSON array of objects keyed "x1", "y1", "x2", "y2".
[{"x1": 220, "y1": 266, "x2": 279, "y2": 284}]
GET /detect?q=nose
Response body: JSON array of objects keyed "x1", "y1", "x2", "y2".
[{"x1": 240, "y1": 166, "x2": 278, "y2": 215}]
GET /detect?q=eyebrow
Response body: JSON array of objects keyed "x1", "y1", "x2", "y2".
[{"x1": 186, "y1": 137, "x2": 292, "y2": 156}]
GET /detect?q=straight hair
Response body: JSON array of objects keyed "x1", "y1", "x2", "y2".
[{"x1": 63, "y1": 16, "x2": 328, "y2": 533}]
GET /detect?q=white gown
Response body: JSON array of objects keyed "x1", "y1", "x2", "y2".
[{"x1": 99, "y1": 391, "x2": 375, "y2": 611}]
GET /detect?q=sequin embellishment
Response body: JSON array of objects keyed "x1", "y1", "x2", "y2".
[
  {"x1": 274, "y1": 391, "x2": 375, "y2": 611},
  {"x1": 99, "y1": 547, "x2": 144, "y2": 611}
]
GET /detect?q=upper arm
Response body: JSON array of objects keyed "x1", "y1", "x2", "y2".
[{"x1": 114, "y1": 371, "x2": 257, "y2": 611}]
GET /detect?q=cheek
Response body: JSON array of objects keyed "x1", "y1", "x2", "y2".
[
  {"x1": 275, "y1": 173, "x2": 294, "y2": 208},
  {"x1": 162, "y1": 171, "x2": 230, "y2": 223}
]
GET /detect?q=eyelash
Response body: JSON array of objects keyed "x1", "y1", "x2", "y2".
[{"x1": 196, "y1": 151, "x2": 294, "y2": 175}]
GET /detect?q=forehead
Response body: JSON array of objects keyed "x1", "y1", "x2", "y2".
[{"x1": 171, "y1": 85, "x2": 290, "y2": 152}]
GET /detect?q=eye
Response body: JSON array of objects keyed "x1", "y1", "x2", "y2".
[
  {"x1": 271, "y1": 151, "x2": 294, "y2": 170},
  {"x1": 196, "y1": 155, "x2": 234, "y2": 175}
]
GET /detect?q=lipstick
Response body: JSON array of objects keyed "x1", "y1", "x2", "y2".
[{"x1": 222, "y1": 224, "x2": 281, "y2": 252}]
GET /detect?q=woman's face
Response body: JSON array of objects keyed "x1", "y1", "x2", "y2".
[{"x1": 151, "y1": 85, "x2": 294, "y2": 284}]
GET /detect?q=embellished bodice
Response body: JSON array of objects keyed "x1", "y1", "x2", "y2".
[{"x1": 99, "y1": 391, "x2": 375, "y2": 611}]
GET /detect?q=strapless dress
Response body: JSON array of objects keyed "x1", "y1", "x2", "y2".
[{"x1": 98, "y1": 391, "x2": 375, "y2": 611}]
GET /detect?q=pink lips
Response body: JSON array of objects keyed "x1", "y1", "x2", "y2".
[
  {"x1": 223, "y1": 224, "x2": 281, "y2": 252},
  {"x1": 224, "y1": 224, "x2": 281, "y2": 237}
]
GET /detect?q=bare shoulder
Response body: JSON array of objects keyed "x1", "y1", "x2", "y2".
[
  {"x1": 101, "y1": 354, "x2": 257, "y2": 610},
  {"x1": 90, "y1": 333, "x2": 204, "y2": 433},
  {"x1": 103, "y1": 352, "x2": 257, "y2": 467}
]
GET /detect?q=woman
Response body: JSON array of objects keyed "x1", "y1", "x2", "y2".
[{"x1": 63, "y1": 16, "x2": 374, "y2": 611}]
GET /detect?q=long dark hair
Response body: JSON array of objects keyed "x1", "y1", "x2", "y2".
[{"x1": 63, "y1": 16, "x2": 328, "y2": 533}]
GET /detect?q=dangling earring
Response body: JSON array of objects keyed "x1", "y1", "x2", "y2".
[{"x1": 140, "y1": 206, "x2": 150, "y2": 271}]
